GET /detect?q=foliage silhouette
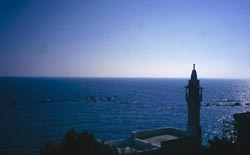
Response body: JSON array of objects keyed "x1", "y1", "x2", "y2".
[
  {"x1": 39, "y1": 130, "x2": 118, "y2": 155},
  {"x1": 202, "y1": 113, "x2": 250, "y2": 155}
]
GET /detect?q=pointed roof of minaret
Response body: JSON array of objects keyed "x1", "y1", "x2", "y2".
[{"x1": 191, "y1": 64, "x2": 198, "y2": 80}]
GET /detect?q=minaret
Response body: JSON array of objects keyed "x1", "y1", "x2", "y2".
[{"x1": 185, "y1": 64, "x2": 202, "y2": 148}]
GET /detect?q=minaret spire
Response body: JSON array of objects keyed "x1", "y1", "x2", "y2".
[{"x1": 185, "y1": 64, "x2": 202, "y2": 153}]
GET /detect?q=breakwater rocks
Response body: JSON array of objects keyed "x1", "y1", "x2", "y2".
[
  {"x1": 84, "y1": 96, "x2": 117, "y2": 103},
  {"x1": 33, "y1": 96, "x2": 118, "y2": 104},
  {"x1": 203, "y1": 99, "x2": 250, "y2": 107}
]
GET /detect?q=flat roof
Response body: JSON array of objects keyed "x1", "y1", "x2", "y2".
[{"x1": 143, "y1": 134, "x2": 178, "y2": 147}]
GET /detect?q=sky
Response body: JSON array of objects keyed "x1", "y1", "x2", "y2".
[{"x1": 0, "y1": 0, "x2": 249, "y2": 78}]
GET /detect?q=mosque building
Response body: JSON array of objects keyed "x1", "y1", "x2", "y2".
[{"x1": 106, "y1": 64, "x2": 203, "y2": 155}]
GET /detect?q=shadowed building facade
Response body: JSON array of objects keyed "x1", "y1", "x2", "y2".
[{"x1": 106, "y1": 65, "x2": 203, "y2": 155}]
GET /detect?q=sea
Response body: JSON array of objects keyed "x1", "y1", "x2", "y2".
[{"x1": 0, "y1": 77, "x2": 250, "y2": 155}]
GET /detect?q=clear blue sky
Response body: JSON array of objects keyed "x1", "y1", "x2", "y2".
[{"x1": 0, "y1": 0, "x2": 249, "y2": 78}]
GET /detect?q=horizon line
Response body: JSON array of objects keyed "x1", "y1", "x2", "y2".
[{"x1": 0, "y1": 76, "x2": 249, "y2": 80}]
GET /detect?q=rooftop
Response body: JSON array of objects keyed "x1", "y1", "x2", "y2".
[
  {"x1": 106, "y1": 127, "x2": 186, "y2": 154},
  {"x1": 143, "y1": 134, "x2": 178, "y2": 147}
]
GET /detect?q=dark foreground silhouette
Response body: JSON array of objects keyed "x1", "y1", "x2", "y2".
[
  {"x1": 40, "y1": 112, "x2": 250, "y2": 155},
  {"x1": 39, "y1": 130, "x2": 118, "y2": 155},
  {"x1": 202, "y1": 112, "x2": 250, "y2": 155}
]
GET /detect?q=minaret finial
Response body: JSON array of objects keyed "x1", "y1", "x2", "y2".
[{"x1": 193, "y1": 64, "x2": 195, "y2": 70}]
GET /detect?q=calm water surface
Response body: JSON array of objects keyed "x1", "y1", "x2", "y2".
[{"x1": 0, "y1": 78, "x2": 250, "y2": 155}]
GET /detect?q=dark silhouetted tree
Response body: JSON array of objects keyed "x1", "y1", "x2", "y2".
[
  {"x1": 202, "y1": 113, "x2": 250, "y2": 155},
  {"x1": 39, "y1": 130, "x2": 118, "y2": 155}
]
